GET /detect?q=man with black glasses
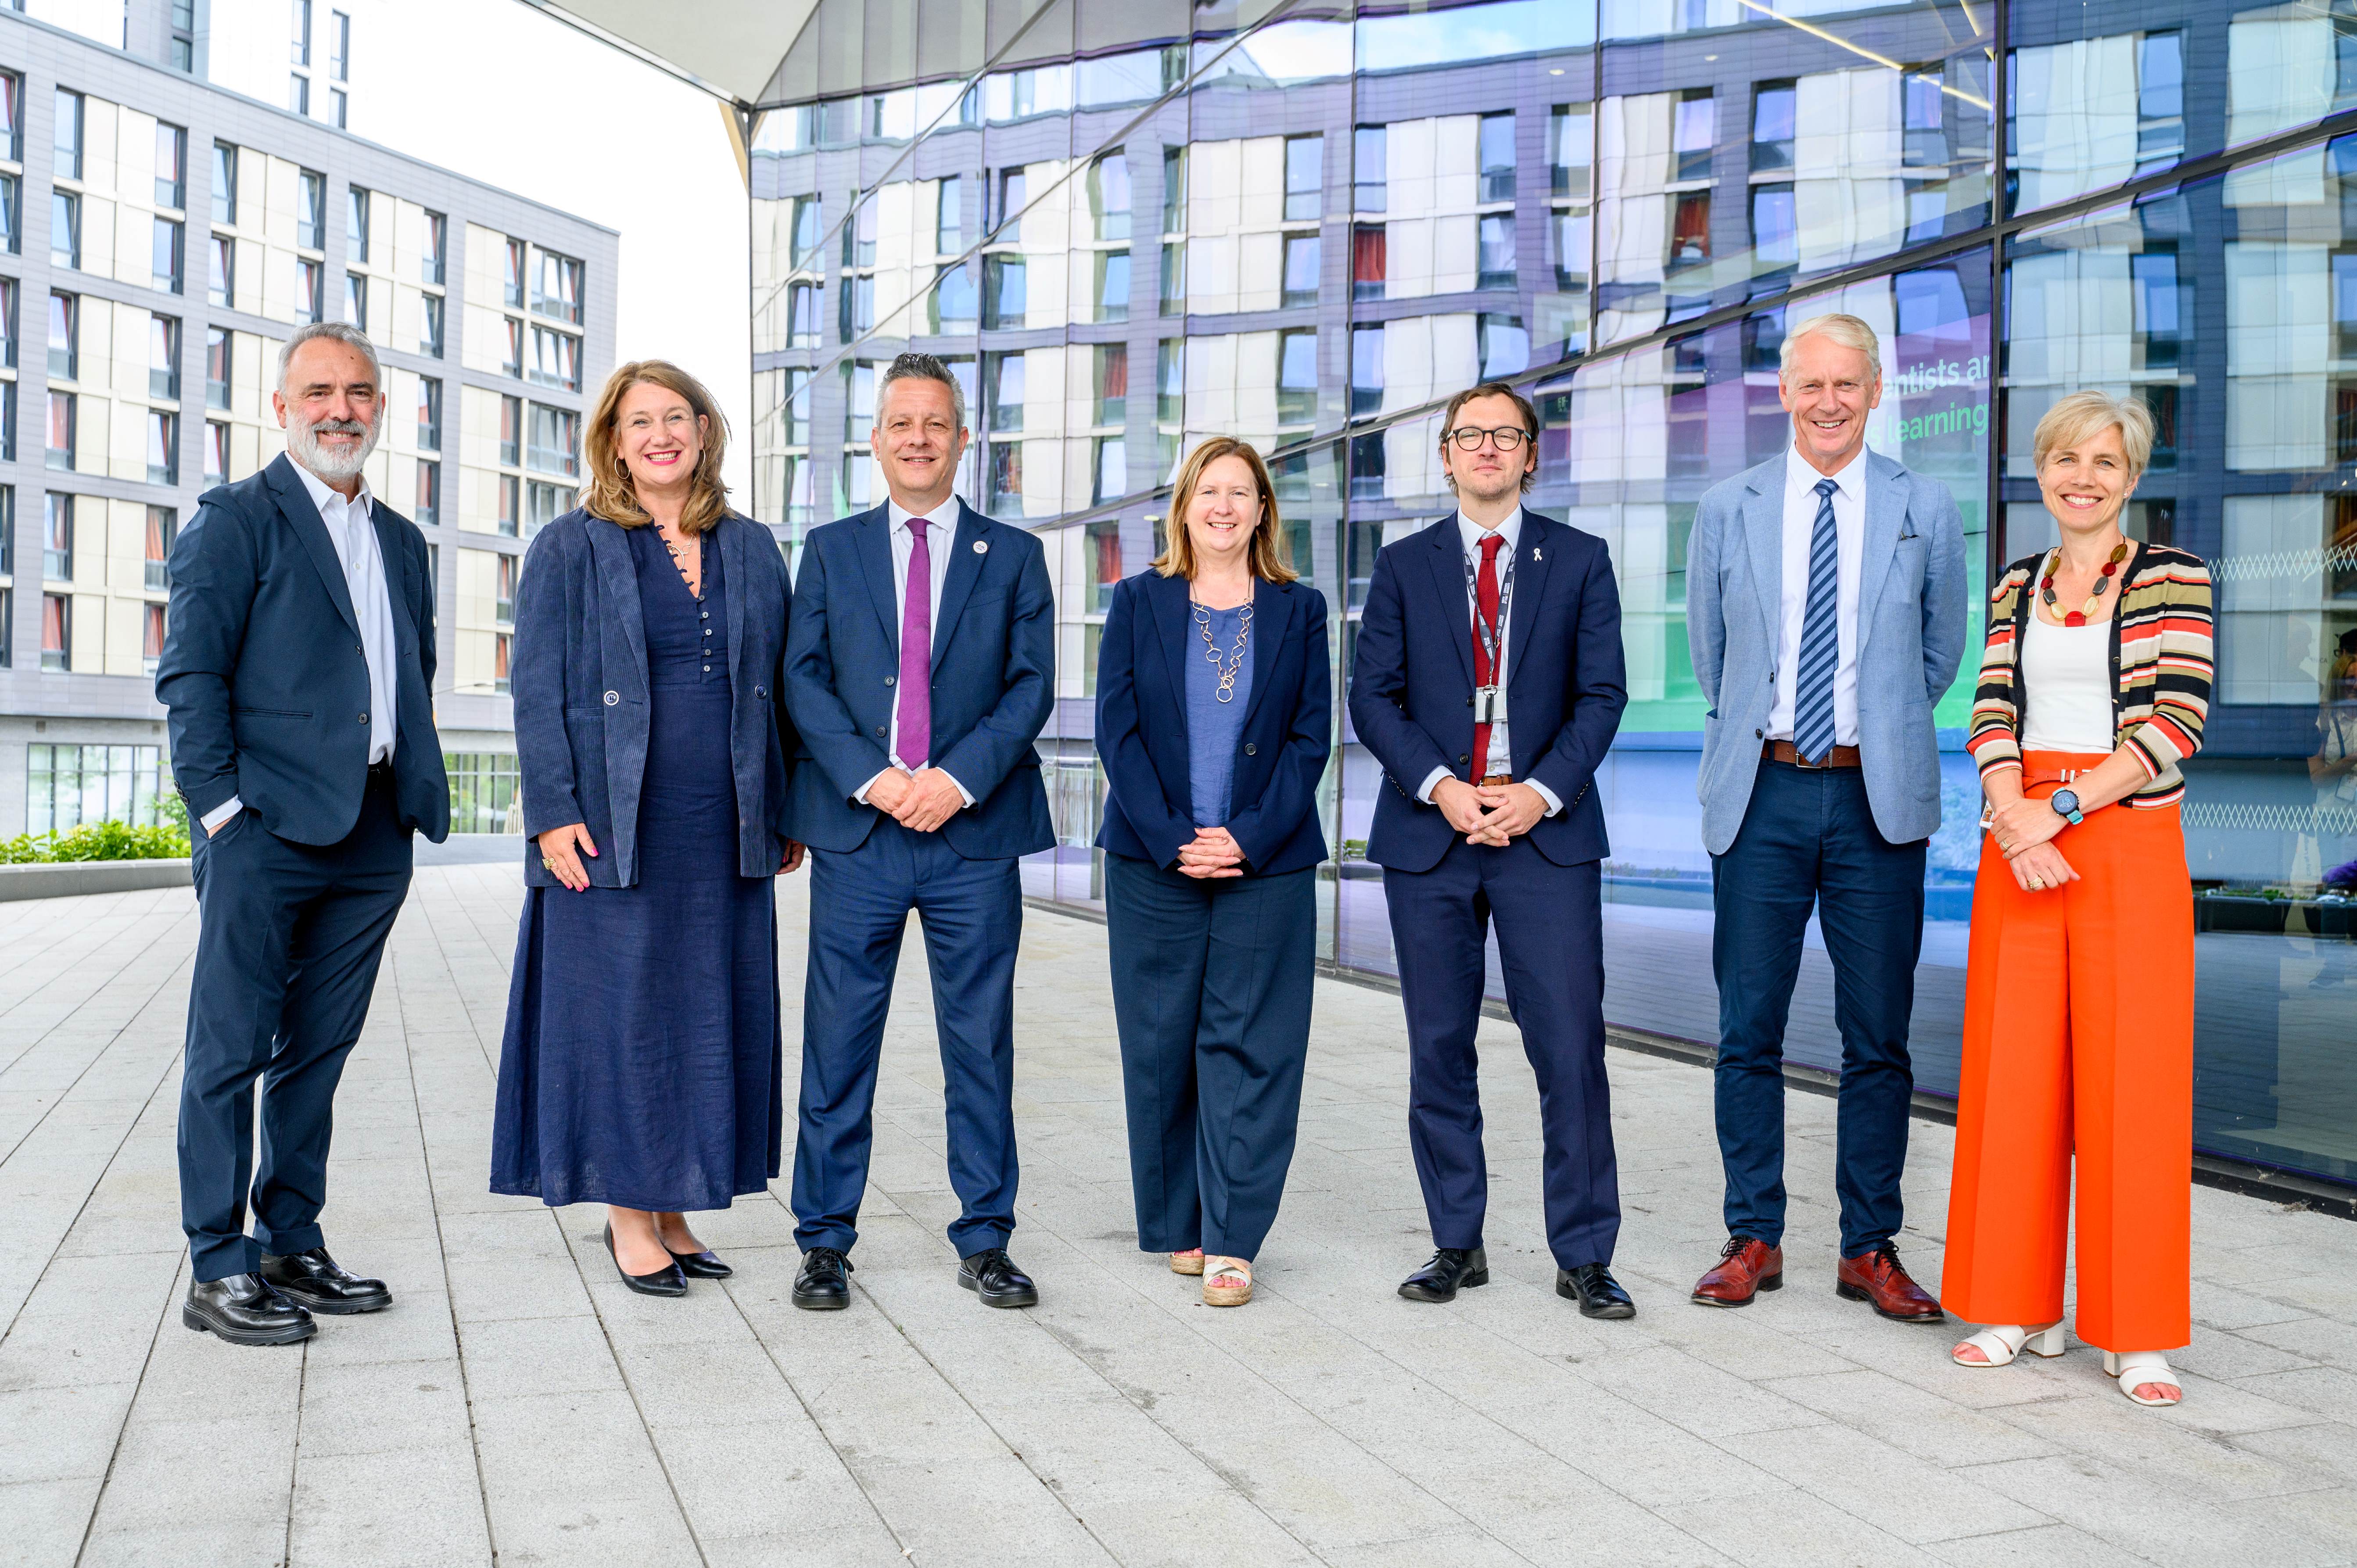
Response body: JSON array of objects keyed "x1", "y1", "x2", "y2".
[{"x1": 1347, "y1": 381, "x2": 1635, "y2": 1317}]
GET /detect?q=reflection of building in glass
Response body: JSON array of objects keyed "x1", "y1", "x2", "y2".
[{"x1": 694, "y1": 0, "x2": 2357, "y2": 1192}]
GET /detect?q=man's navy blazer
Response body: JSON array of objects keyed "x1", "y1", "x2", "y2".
[
  {"x1": 783, "y1": 498, "x2": 1055, "y2": 858},
  {"x1": 1346, "y1": 510, "x2": 1627, "y2": 874},
  {"x1": 157, "y1": 452, "x2": 450, "y2": 845},
  {"x1": 1094, "y1": 569, "x2": 1331, "y2": 877},
  {"x1": 508, "y1": 508, "x2": 796, "y2": 890}
]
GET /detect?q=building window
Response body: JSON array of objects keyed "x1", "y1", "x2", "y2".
[
  {"x1": 1282, "y1": 234, "x2": 1320, "y2": 310},
  {"x1": 420, "y1": 293, "x2": 443, "y2": 357},
  {"x1": 296, "y1": 169, "x2": 324, "y2": 248},
  {"x1": 212, "y1": 143, "x2": 237, "y2": 226},
  {"x1": 1284, "y1": 134, "x2": 1323, "y2": 222},
  {"x1": 1352, "y1": 223, "x2": 1385, "y2": 301},
  {"x1": 50, "y1": 190, "x2": 79, "y2": 269},
  {"x1": 1157, "y1": 337, "x2": 1183, "y2": 424},
  {"x1": 52, "y1": 88, "x2": 81, "y2": 182},
  {"x1": 344, "y1": 270, "x2": 365, "y2": 329},
  {"x1": 444, "y1": 751, "x2": 521, "y2": 834},
  {"x1": 787, "y1": 281, "x2": 819, "y2": 348},
  {"x1": 983, "y1": 255, "x2": 1026, "y2": 329},
  {"x1": 0, "y1": 173, "x2": 18, "y2": 254},
  {"x1": 1351, "y1": 324, "x2": 1382, "y2": 417},
  {"x1": 0, "y1": 277, "x2": 13, "y2": 367},
  {"x1": 289, "y1": 74, "x2": 309, "y2": 117},
  {"x1": 930, "y1": 261, "x2": 976, "y2": 334},
  {"x1": 1478, "y1": 312, "x2": 1527, "y2": 379},
  {"x1": 329, "y1": 8, "x2": 349, "y2": 80},
  {"x1": 145, "y1": 506, "x2": 176, "y2": 591},
  {"x1": 152, "y1": 216, "x2": 184, "y2": 294},
  {"x1": 295, "y1": 258, "x2": 322, "y2": 323},
  {"x1": 143, "y1": 602, "x2": 166, "y2": 676},
  {"x1": 154, "y1": 122, "x2": 187, "y2": 209},
  {"x1": 0, "y1": 485, "x2": 13, "y2": 576},
  {"x1": 985, "y1": 350, "x2": 1024, "y2": 433},
  {"x1": 415, "y1": 457, "x2": 438, "y2": 524},
  {"x1": 147, "y1": 410, "x2": 179, "y2": 485},
  {"x1": 0, "y1": 382, "x2": 13, "y2": 462},
  {"x1": 527, "y1": 404, "x2": 578, "y2": 475},
  {"x1": 204, "y1": 419, "x2": 227, "y2": 480},
  {"x1": 1088, "y1": 152, "x2": 1130, "y2": 242},
  {"x1": 525, "y1": 479, "x2": 566, "y2": 536},
  {"x1": 1352, "y1": 124, "x2": 1386, "y2": 213},
  {"x1": 150, "y1": 315, "x2": 180, "y2": 399},
  {"x1": 42, "y1": 493, "x2": 70, "y2": 580},
  {"x1": 1674, "y1": 89, "x2": 1715, "y2": 183},
  {"x1": 528, "y1": 325, "x2": 580, "y2": 390},
  {"x1": 935, "y1": 174, "x2": 963, "y2": 256},
  {"x1": 1093, "y1": 342, "x2": 1126, "y2": 427},
  {"x1": 206, "y1": 328, "x2": 229, "y2": 408},
  {"x1": 40, "y1": 596, "x2": 72, "y2": 670},
  {"x1": 492, "y1": 632, "x2": 511, "y2": 694},
  {"x1": 992, "y1": 165, "x2": 1027, "y2": 241},
  {"x1": 1477, "y1": 215, "x2": 1517, "y2": 289},
  {"x1": 499, "y1": 316, "x2": 521, "y2": 378},
  {"x1": 1093, "y1": 250, "x2": 1130, "y2": 324},
  {"x1": 417, "y1": 376, "x2": 441, "y2": 451},
  {"x1": 45, "y1": 391, "x2": 74, "y2": 470},
  {"x1": 347, "y1": 186, "x2": 369, "y2": 261},
  {"x1": 421, "y1": 211, "x2": 445, "y2": 284},
  {"x1": 26, "y1": 745, "x2": 173, "y2": 832},
  {"x1": 531, "y1": 248, "x2": 583, "y2": 323},
  {"x1": 0, "y1": 70, "x2": 20, "y2": 162},
  {"x1": 1550, "y1": 104, "x2": 1593, "y2": 200},
  {"x1": 1668, "y1": 192, "x2": 1710, "y2": 269},
  {"x1": 495, "y1": 552, "x2": 516, "y2": 623},
  {"x1": 1752, "y1": 183, "x2": 1797, "y2": 268},
  {"x1": 497, "y1": 473, "x2": 519, "y2": 536},
  {"x1": 1161, "y1": 146, "x2": 1187, "y2": 234},
  {"x1": 291, "y1": 0, "x2": 312, "y2": 64},
  {"x1": 1277, "y1": 329, "x2": 1316, "y2": 426},
  {"x1": 209, "y1": 234, "x2": 234, "y2": 306},
  {"x1": 1752, "y1": 79, "x2": 1797, "y2": 173},
  {"x1": 499, "y1": 394, "x2": 520, "y2": 465},
  {"x1": 988, "y1": 440, "x2": 1022, "y2": 515},
  {"x1": 502, "y1": 237, "x2": 524, "y2": 308},
  {"x1": 1158, "y1": 240, "x2": 1185, "y2": 316},
  {"x1": 47, "y1": 291, "x2": 75, "y2": 381}
]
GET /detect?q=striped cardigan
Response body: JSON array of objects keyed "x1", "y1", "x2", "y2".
[{"x1": 1966, "y1": 541, "x2": 2213, "y2": 807}]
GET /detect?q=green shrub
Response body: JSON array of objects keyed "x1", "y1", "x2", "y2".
[{"x1": 0, "y1": 818, "x2": 193, "y2": 863}]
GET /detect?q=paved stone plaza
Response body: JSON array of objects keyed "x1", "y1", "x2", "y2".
[{"x1": 4, "y1": 866, "x2": 2356, "y2": 1567}]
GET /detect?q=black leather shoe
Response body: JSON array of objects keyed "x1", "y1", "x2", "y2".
[
  {"x1": 183, "y1": 1274, "x2": 316, "y2": 1346},
  {"x1": 792, "y1": 1246, "x2": 853, "y2": 1310},
  {"x1": 1557, "y1": 1262, "x2": 1637, "y2": 1320},
  {"x1": 260, "y1": 1246, "x2": 392, "y2": 1315},
  {"x1": 957, "y1": 1247, "x2": 1038, "y2": 1308},
  {"x1": 604, "y1": 1223, "x2": 687, "y2": 1297},
  {"x1": 667, "y1": 1247, "x2": 732, "y2": 1279},
  {"x1": 1398, "y1": 1246, "x2": 1489, "y2": 1303}
]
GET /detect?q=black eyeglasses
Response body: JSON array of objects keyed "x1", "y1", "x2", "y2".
[{"x1": 1443, "y1": 425, "x2": 1530, "y2": 452}]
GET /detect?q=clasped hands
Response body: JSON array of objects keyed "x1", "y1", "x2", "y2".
[
  {"x1": 866, "y1": 766, "x2": 965, "y2": 834},
  {"x1": 1987, "y1": 796, "x2": 2077, "y2": 895},
  {"x1": 1434, "y1": 777, "x2": 1547, "y2": 846},
  {"x1": 1175, "y1": 825, "x2": 1246, "y2": 879}
]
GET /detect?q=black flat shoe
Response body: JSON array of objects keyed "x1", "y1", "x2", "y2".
[
  {"x1": 1399, "y1": 1246, "x2": 1489, "y2": 1303},
  {"x1": 183, "y1": 1273, "x2": 316, "y2": 1346},
  {"x1": 261, "y1": 1246, "x2": 391, "y2": 1314},
  {"x1": 1557, "y1": 1262, "x2": 1637, "y2": 1320},
  {"x1": 792, "y1": 1246, "x2": 852, "y2": 1310},
  {"x1": 958, "y1": 1246, "x2": 1038, "y2": 1309},
  {"x1": 604, "y1": 1224, "x2": 687, "y2": 1297},
  {"x1": 666, "y1": 1247, "x2": 732, "y2": 1279}
]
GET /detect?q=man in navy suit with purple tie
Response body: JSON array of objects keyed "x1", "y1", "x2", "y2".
[{"x1": 1347, "y1": 381, "x2": 1635, "y2": 1317}]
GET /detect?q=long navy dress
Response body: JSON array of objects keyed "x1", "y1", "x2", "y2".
[{"x1": 490, "y1": 523, "x2": 783, "y2": 1212}]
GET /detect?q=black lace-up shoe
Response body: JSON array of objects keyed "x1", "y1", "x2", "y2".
[
  {"x1": 183, "y1": 1274, "x2": 316, "y2": 1346},
  {"x1": 957, "y1": 1247, "x2": 1038, "y2": 1308},
  {"x1": 1398, "y1": 1246, "x2": 1489, "y2": 1303},
  {"x1": 1557, "y1": 1262, "x2": 1637, "y2": 1319},
  {"x1": 792, "y1": 1246, "x2": 853, "y2": 1310},
  {"x1": 260, "y1": 1246, "x2": 391, "y2": 1314}
]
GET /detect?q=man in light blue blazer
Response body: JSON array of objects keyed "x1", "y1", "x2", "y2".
[
  {"x1": 1684, "y1": 312, "x2": 1966, "y2": 1321},
  {"x1": 782, "y1": 353, "x2": 1055, "y2": 1313}
]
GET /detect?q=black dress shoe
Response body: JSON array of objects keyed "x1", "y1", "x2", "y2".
[
  {"x1": 666, "y1": 1246, "x2": 732, "y2": 1279},
  {"x1": 183, "y1": 1274, "x2": 316, "y2": 1346},
  {"x1": 792, "y1": 1246, "x2": 853, "y2": 1310},
  {"x1": 1399, "y1": 1246, "x2": 1489, "y2": 1303},
  {"x1": 1558, "y1": 1262, "x2": 1637, "y2": 1320},
  {"x1": 958, "y1": 1247, "x2": 1038, "y2": 1309},
  {"x1": 260, "y1": 1246, "x2": 392, "y2": 1315},
  {"x1": 604, "y1": 1223, "x2": 687, "y2": 1298}
]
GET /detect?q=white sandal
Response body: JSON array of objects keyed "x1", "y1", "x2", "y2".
[
  {"x1": 1169, "y1": 1249, "x2": 1204, "y2": 1276},
  {"x1": 1202, "y1": 1255, "x2": 1252, "y2": 1307},
  {"x1": 1952, "y1": 1323, "x2": 2066, "y2": 1367},
  {"x1": 2104, "y1": 1350, "x2": 2184, "y2": 1406}
]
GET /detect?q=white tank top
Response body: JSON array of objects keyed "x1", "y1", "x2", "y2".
[{"x1": 2020, "y1": 613, "x2": 2116, "y2": 753}]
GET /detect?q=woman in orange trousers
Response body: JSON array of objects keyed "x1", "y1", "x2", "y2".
[{"x1": 1946, "y1": 390, "x2": 2213, "y2": 1407}]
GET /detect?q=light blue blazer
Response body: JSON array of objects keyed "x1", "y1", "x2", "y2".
[{"x1": 1685, "y1": 448, "x2": 1968, "y2": 856}]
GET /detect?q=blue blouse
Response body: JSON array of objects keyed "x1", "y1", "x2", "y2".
[{"x1": 1186, "y1": 599, "x2": 1253, "y2": 827}]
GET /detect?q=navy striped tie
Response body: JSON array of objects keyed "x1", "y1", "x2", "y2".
[{"x1": 1793, "y1": 477, "x2": 1841, "y2": 766}]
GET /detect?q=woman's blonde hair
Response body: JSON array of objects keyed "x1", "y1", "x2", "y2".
[
  {"x1": 582, "y1": 360, "x2": 732, "y2": 536},
  {"x1": 1151, "y1": 437, "x2": 1299, "y2": 584},
  {"x1": 2032, "y1": 389, "x2": 2155, "y2": 483}
]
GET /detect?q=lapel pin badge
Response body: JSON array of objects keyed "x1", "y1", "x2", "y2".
[
  {"x1": 1531, "y1": 547, "x2": 1542, "y2": 560},
  {"x1": 973, "y1": 539, "x2": 989, "y2": 554}
]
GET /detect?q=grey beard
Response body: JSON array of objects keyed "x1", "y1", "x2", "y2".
[{"x1": 289, "y1": 419, "x2": 378, "y2": 480}]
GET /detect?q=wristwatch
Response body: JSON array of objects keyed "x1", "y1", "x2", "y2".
[{"x1": 2049, "y1": 788, "x2": 2084, "y2": 825}]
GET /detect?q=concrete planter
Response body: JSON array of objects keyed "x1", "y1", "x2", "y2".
[{"x1": 0, "y1": 859, "x2": 194, "y2": 902}]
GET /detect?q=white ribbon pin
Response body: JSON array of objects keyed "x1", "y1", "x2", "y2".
[{"x1": 1531, "y1": 547, "x2": 1542, "y2": 561}]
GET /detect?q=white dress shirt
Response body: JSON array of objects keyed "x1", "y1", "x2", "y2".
[
  {"x1": 1414, "y1": 507, "x2": 1564, "y2": 817},
  {"x1": 201, "y1": 464, "x2": 397, "y2": 834},
  {"x1": 1766, "y1": 445, "x2": 1867, "y2": 747},
  {"x1": 854, "y1": 494, "x2": 973, "y2": 806}
]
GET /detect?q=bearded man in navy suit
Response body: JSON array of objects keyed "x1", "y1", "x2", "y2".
[{"x1": 1348, "y1": 381, "x2": 1635, "y2": 1318}]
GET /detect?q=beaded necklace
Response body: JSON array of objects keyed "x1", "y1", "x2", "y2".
[{"x1": 2038, "y1": 540, "x2": 2129, "y2": 626}]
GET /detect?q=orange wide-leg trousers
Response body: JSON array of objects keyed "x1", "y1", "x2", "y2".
[{"x1": 1942, "y1": 752, "x2": 2193, "y2": 1352}]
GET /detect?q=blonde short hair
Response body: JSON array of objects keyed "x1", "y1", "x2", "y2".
[
  {"x1": 2031, "y1": 390, "x2": 2155, "y2": 483},
  {"x1": 1779, "y1": 311, "x2": 1882, "y2": 380},
  {"x1": 1151, "y1": 437, "x2": 1299, "y2": 584}
]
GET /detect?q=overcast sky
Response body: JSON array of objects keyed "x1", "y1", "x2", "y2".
[{"x1": 346, "y1": 0, "x2": 753, "y2": 497}]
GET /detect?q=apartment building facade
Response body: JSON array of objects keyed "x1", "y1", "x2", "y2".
[{"x1": 0, "y1": 3, "x2": 616, "y2": 837}]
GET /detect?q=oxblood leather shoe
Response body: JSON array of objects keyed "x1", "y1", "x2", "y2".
[
  {"x1": 1691, "y1": 1236, "x2": 1783, "y2": 1308},
  {"x1": 958, "y1": 1247, "x2": 1039, "y2": 1308},
  {"x1": 1836, "y1": 1241, "x2": 1944, "y2": 1322},
  {"x1": 183, "y1": 1274, "x2": 316, "y2": 1346},
  {"x1": 1557, "y1": 1263, "x2": 1636, "y2": 1319},
  {"x1": 260, "y1": 1246, "x2": 391, "y2": 1314},
  {"x1": 792, "y1": 1246, "x2": 852, "y2": 1310},
  {"x1": 1398, "y1": 1246, "x2": 1489, "y2": 1303}
]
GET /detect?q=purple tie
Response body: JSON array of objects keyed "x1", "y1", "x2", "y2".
[{"x1": 896, "y1": 517, "x2": 932, "y2": 770}]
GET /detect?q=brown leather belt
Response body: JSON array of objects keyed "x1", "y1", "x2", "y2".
[
  {"x1": 1476, "y1": 773, "x2": 1513, "y2": 787},
  {"x1": 1761, "y1": 740, "x2": 1862, "y2": 770}
]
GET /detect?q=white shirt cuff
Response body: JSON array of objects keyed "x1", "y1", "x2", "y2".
[
  {"x1": 201, "y1": 796, "x2": 244, "y2": 834},
  {"x1": 1415, "y1": 767, "x2": 1451, "y2": 804},
  {"x1": 853, "y1": 769, "x2": 894, "y2": 805},
  {"x1": 1528, "y1": 779, "x2": 1564, "y2": 816}
]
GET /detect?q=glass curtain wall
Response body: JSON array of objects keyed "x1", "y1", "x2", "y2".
[{"x1": 746, "y1": 0, "x2": 2357, "y2": 1191}]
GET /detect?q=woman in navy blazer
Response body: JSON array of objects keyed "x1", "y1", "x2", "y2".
[
  {"x1": 492, "y1": 362, "x2": 801, "y2": 1298},
  {"x1": 1095, "y1": 437, "x2": 1331, "y2": 1307}
]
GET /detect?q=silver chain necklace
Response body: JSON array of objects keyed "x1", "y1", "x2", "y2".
[{"x1": 1191, "y1": 599, "x2": 1252, "y2": 703}]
